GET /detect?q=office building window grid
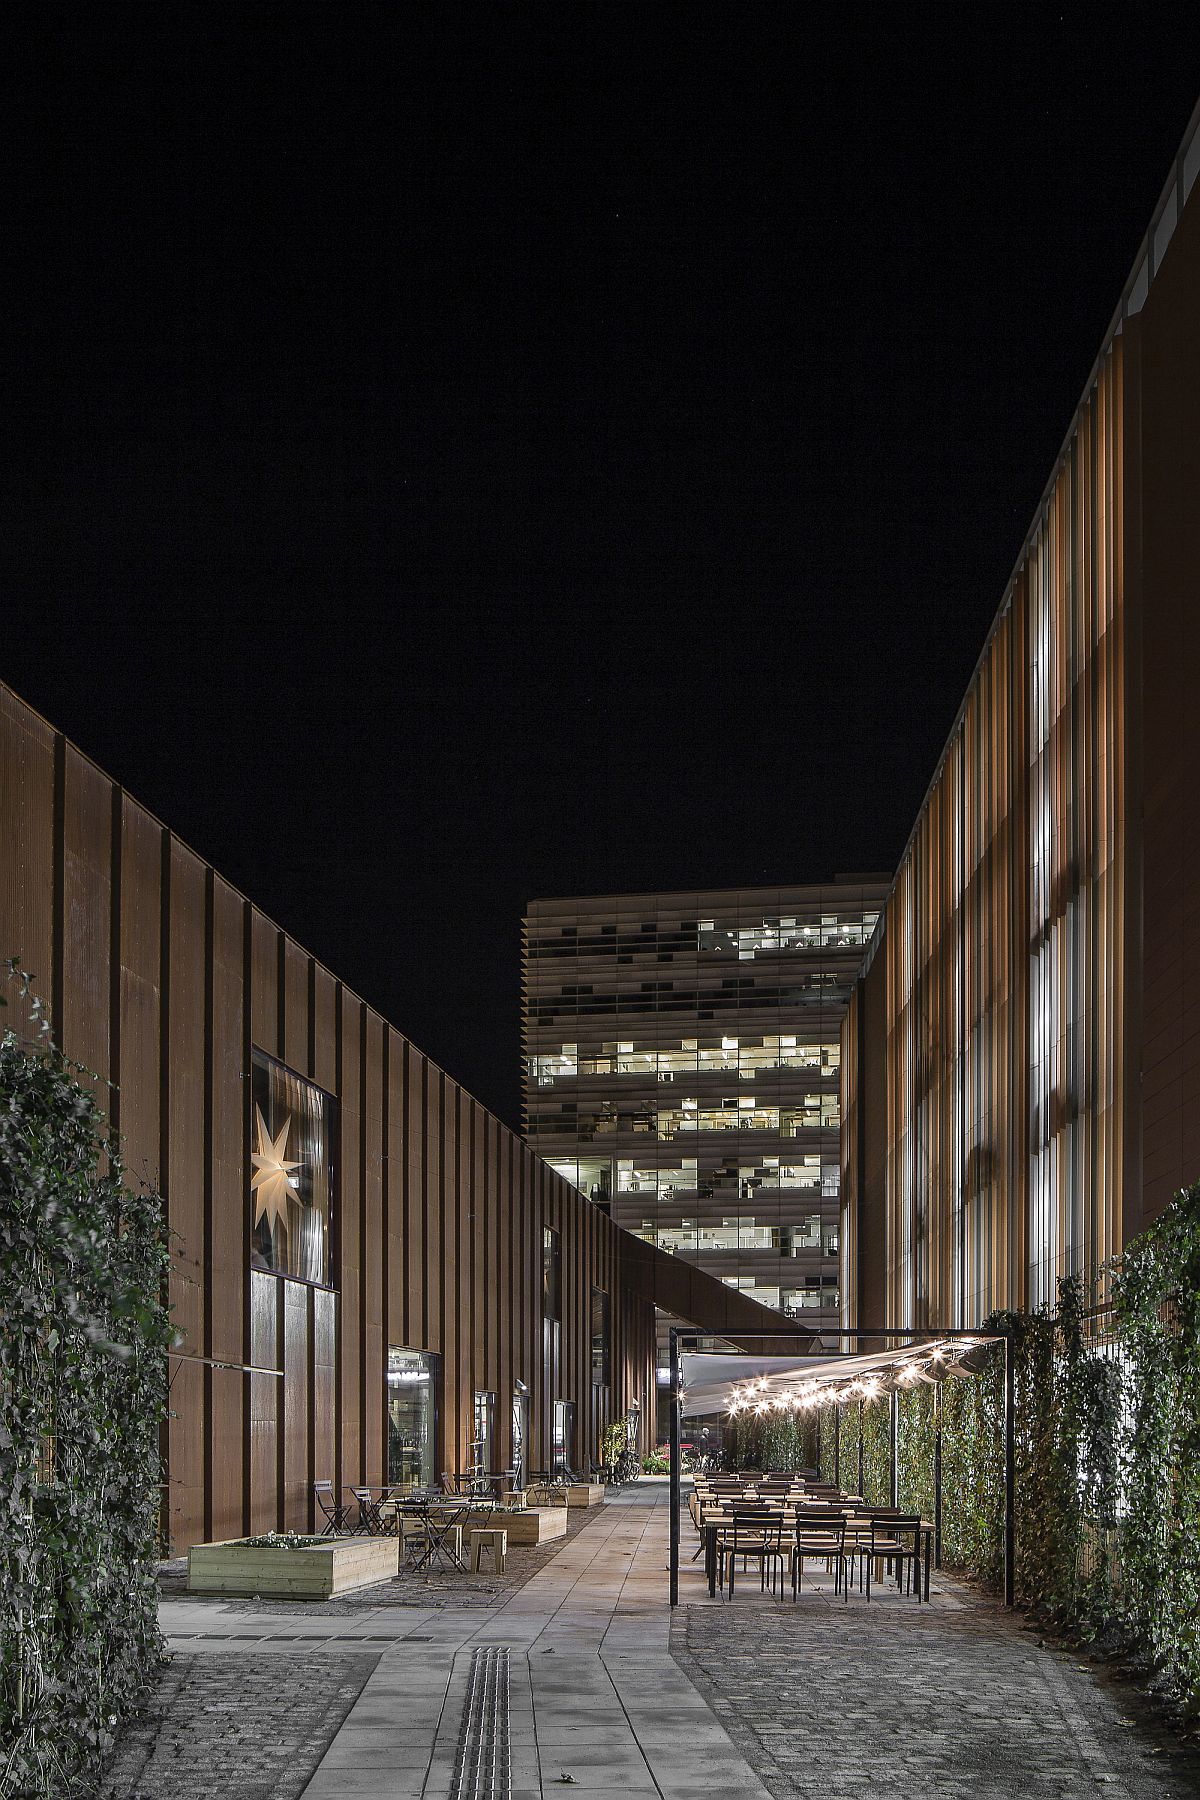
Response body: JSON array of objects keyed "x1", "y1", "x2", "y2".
[{"x1": 523, "y1": 886, "x2": 886, "y2": 1323}]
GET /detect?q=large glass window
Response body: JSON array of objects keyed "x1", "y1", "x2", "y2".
[
  {"x1": 473, "y1": 1391, "x2": 496, "y2": 1481},
  {"x1": 512, "y1": 1385, "x2": 529, "y2": 1488},
  {"x1": 590, "y1": 1288, "x2": 610, "y2": 1386},
  {"x1": 552, "y1": 1399, "x2": 576, "y2": 1475},
  {"x1": 387, "y1": 1347, "x2": 438, "y2": 1492},
  {"x1": 543, "y1": 1226, "x2": 561, "y2": 1320},
  {"x1": 546, "y1": 1158, "x2": 612, "y2": 1209},
  {"x1": 250, "y1": 1050, "x2": 334, "y2": 1284}
]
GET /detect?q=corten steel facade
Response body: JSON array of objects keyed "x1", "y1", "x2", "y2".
[
  {"x1": 523, "y1": 883, "x2": 886, "y2": 1330},
  {"x1": 0, "y1": 683, "x2": 793, "y2": 1552},
  {"x1": 840, "y1": 99, "x2": 1200, "y2": 1332}
]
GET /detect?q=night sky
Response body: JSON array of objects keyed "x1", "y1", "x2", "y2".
[{"x1": 7, "y1": 5, "x2": 1200, "y2": 1132}]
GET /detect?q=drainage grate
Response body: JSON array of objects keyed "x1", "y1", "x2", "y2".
[{"x1": 451, "y1": 1647, "x2": 511, "y2": 1800}]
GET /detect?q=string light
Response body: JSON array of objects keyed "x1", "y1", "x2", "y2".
[{"x1": 718, "y1": 1337, "x2": 992, "y2": 1416}]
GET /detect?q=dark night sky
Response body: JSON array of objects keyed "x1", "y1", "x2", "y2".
[{"x1": 6, "y1": 4, "x2": 1200, "y2": 1132}]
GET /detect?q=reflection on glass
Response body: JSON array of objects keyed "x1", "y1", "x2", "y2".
[
  {"x1": 590, "y1": 1287, "x2": 609, "y2": 1386},
  {"x1": 249, "y1": 1050, "x2": 334, "y2": 1284},
  {"x1": 552, "y1": 1399, "x2": 575, "y2": 1474},
  {"x1": 387, "y1": 1347, "x2": 438, "y2": 1492},
  {"x1": 473, "y1": 1390, "x2": 495, "y2": 1481}
]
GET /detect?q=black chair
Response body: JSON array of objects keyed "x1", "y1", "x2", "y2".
[
  {"x1": 866, "y1": 1515, "x2": 923, "y2": 1600},
  {"x1": 313, "y1": 1481, "x2": 352, "y2": 1536},
  {"x1": 349, "y1": 1485, "x2": 388, "y2": 1535},
  {"x1": 723, "y1": 1507, "x2": 790, "y2": 1598},
  {"x1": 792, "y1": 1509, "x2": 848, "y2": 1600}
]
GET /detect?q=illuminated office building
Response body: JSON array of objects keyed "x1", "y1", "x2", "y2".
[{"x1": 523, "y1": 882, "x2": 887, "y2": 1328}]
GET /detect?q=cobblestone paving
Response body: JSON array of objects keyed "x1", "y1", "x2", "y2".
[
  {"x1": 671, "y1": 1587, "x2": 1200, "y2": 1800},
  {"x1": 98, "y1": 1651, "x2": 377, "y2": 1799},
  {"x1": 159, "y1": 1505, "x2": 592, "y2": 1614}
]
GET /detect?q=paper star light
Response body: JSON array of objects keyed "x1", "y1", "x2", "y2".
[{"x1": 251, "y1": 1104, "x2": 303, "y2": 1235}]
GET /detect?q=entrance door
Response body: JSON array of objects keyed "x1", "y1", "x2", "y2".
[
  {"x1": 387, "y1": 1348, "x2": 438, "y2": 1493},
  {"x1": 512, "y1": 1386, "x2": 529, "y2": 1489},
  {"x1": 473, "y1": 1390, "x2": 496, "y2": 1486},
  {"x1": 552, "y1": 1399, "x2": 576, "y2": 1476}
]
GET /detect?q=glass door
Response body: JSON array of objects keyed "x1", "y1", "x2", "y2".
[
  {"x1": 512, "y1": 1385, "x2": 529, "y2": 1488},
  {"x1": 552, "y1": 1399, "x2": 576, "y2": 1476},
  {"x1": 387, "y1": 1348, "x2": 438, "y2": 1493},
  {"x1": 473, "y1": 1390, "x2": 496, "y2": 1487}
]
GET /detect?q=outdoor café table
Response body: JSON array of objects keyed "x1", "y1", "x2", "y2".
[
  {"x1": 384, "y1": 1493, "x2": 471, "y2": 1571},
  {"x1": 700, "y1": 1504, "x2": 934, "y2": 1600}
]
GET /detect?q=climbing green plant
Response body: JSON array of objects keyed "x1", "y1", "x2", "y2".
[
  {"x1": 1110, "y1": 1182, "x2": 1200, "y2": 1713},
  {"x1": 0, "y1": 966, "x2": 172, "y2": 1798},
  {"x1": 723, "y1": 1410, "x2": 816, "y2": 1473},
  {"x1": 804, "y1": 1192, "x2": 1200, "y2": 1719}
]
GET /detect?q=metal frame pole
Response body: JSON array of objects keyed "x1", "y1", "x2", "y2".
[
  {"x1": 669, "y1": 1327, "x2": 681, "y2": 1608},
  {"x1": 1004, "y1": 1328, "x2": 1015, "y2": 1608},
  {"x1": 933, "y1": 1379, "x2": 943, "y2": 1569},
  {"x1": 889, "y1": 1387, "x2": 899, "y2": 1508},
  {"x1": 857, "y1": 1397, "x2": 864, "y2": 1499},
  {"x1": 834, "y1": 1403, "x2": 840, "y2": 1488}
]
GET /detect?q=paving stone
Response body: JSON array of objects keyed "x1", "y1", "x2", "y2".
[
  {"x1": 671, "y1": 1586, "x2": 1200, "y2": 1800},
  {"x1": 98, "y1": 1650, "x2": 378, "y2": 1800}
]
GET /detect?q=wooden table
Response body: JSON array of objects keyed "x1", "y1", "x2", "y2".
[{"x1": 700, "y1": 1506, "x2": 934, "y2": 1600}]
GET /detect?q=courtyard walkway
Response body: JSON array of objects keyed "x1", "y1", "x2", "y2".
[{"x1": 143, "y1": 1482, "x2": 1197, "y2": 1800}]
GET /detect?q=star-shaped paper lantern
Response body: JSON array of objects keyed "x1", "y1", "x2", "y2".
[{"x1": 251, "y1": 1104, "x2": 303, "y2": 1236}]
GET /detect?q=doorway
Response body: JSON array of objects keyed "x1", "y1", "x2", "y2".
[
  {"x1": 512, "y1": 1383, "x2": 529, "y2": 1489},
  {"x1": 552, "y1": 1398, "x2": 576, "y2": 1476},
  {"x1": 386, "y1": 1348, "x2": 438, "y2": 1493}
]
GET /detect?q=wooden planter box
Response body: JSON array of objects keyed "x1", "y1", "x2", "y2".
[
  {"x1": 187, "y1": 1535, "x2": 399, "y2": 1599},
  {"x1": 565, "y1": 1483, "x2": 606, "y2": 1508},
  {"x1": 460, "y1": 1505, "x2": 568, "y2": 1546}
]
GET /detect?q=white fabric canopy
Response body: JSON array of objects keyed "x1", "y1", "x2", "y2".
[{"x1": 679, "y1": 1338, "x2": 999, "y2": 1417}]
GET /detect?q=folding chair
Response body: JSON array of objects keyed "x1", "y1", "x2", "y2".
[
  {"x1": 313, "y1": 1481, "x2": 352, "y2": 1536},
  {"x1": 349, "y1": 1486, "x2": 387, "y2": 1535}
]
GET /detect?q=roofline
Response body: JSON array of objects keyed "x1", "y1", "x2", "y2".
[{"x1": 524, "y1": 877, "x2": 892, "y2": 914}]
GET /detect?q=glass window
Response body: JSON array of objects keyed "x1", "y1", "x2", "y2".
[
  {"x1": 591, "y1": 1288, "x2": 610, "y2": 1386},
  {"x1": 552, "y1": 1399, "x2": 576, "y2": 1475},
  {"x1": 250, "y1": 1050, "x2": 335, "y2": 1284},
  {"x1": 387, "y1": 1347, "x2": 438, "y2": 1492},
  {"x1": 473, "y1": 1391, "x2": 496, "y2": 1481},
  {"x1": 512, "y1": 1386, "x2": 529, "y2": 1488},
  {"x1": 543, "y1": 1226, "x2": 561, "y2": 1320}
]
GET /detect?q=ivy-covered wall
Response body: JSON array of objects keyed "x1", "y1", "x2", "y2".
[
  {"x1": 725, "y1": 1410, "x2": 818, "y2": 1474},
  {"x1": 0, "y1": 987, "x2": 172, "y2": 1799},
  {"x1": 813, "y1": 1185, "x2": 1200, "y2": 1721}
]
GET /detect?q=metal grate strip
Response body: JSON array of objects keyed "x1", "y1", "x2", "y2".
[{"x1": 451, "y1": 1646, "x2": 511, "y2": 1800}]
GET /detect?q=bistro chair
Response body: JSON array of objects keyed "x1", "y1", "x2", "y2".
[
  {"x1": 313, "y1": 1481, "x2": 353, "y2": 1536},
  {"x1": 723, "y1": 1507, "x2": 790, "y2": 1599},
  {"x1": 396, "y1": 1512, "x2": 427, "y2": 1567},
  {"x1": 349, "y1": 1486, "x2": 388, "y2": 1535},
  {"x1": 792, "y1": 1508, "x2": 849, "y2": 1601},
  {"x1": 687, "y1": 1490, "x2": 709, "y2": 1561},
  {"x1": 866, "y1": 1515, "x2": 923, "y2": 1601}
]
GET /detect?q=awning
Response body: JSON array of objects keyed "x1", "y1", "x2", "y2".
[{"x1": 679, "y1": 1335, "x2": 1000, "y2": 1417}]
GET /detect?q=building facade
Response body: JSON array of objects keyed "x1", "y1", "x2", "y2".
[
  {"x1": 523, "y1": 882, "x2": 887, "y2": 1329},
  {"x1": 0, "y1": 683, "x2": 792, "y2": 1552},
  {"x1": 840, "y1": 97, "x2": 1200, "y2": 1331}
]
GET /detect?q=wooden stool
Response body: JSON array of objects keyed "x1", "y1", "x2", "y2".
[{"x1": 469, "y1": 1527, "x2": 508, "y2": 1573}]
